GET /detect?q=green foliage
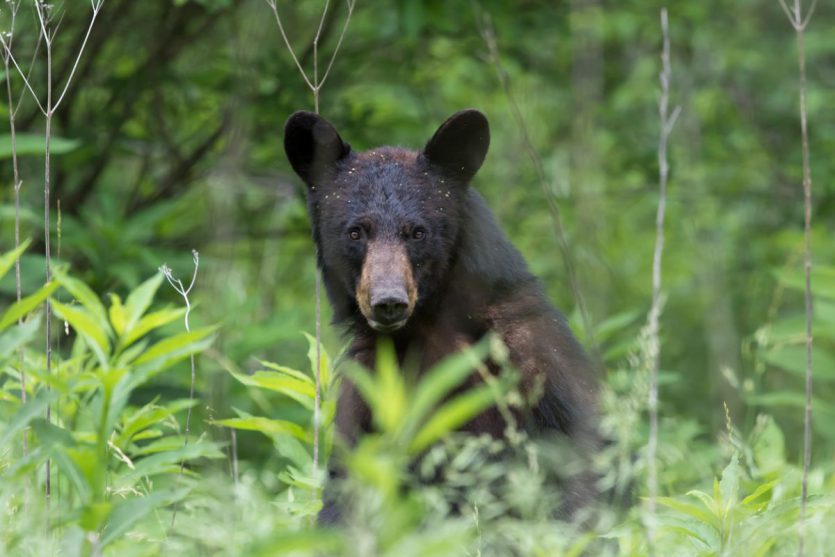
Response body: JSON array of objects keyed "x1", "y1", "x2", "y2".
[
  {"x1": 0, "y1": 246, "x2": 221, "y2": 554},
  {"x1": 0, "y1": 134, "x2": 80, "y2": 159},
  {"x1": 348, "y1": 335, "x2": 517, "y2": 456},
  {"x1": 2, "y1": 0, "x2": 835, "y2": 554}
]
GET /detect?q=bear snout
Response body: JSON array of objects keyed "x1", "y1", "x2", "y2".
[
  {"x1": 370, "y1": 294, "x2": 410, "y2": 329},
  {"x1": 356, "y1": 241, "x2": 417, "y2": 332}
]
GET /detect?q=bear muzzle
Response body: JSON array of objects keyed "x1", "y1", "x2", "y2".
[{"x1": 356, "y1": 241, "x2": 417, "y2": 332}]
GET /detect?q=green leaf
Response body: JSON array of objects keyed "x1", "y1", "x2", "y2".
[
  {"x1": 53, "y1": 268, "x2": 110, "y2": 328},
  {"x1": 752, "y1": 415, "x2": 785, "y2": 476},
  {"x1": 0, "y1": 313, "x2": 41, "y2": 358},
  {"x1": 761, "y1": 345, "x2": 835, "y2": 380},
  {"x1": 0, "y1": 133, "x2": 80, "y2": 159},
  {"x1": 58, "y1": 448, "x2": 95, "y2": 503},
  {"x1": 346, "y1": 364, "x2": 378, "y2": 417},
  {"x1": 409, "y1": 384, "x2": 502, "y2": 454},
  {"x1": 256, "y1": 359, "x2": 314, "y2": 384},
  {"x1": 774, "y1": 265, "x2": 835, "y2": 300},
  {"x1": 121, "y1": 307, "x2": 186, "y2": 348},
  {"x1": 0, "y1": 239, "x2": 31, "y2": 281},
  {"x1": 123, "y1": 273, "x2": 164, "y2": 333},
  {"x1": 226, "y1": 368, "x2": 315, "y2": 409},
  {"x1": 407, "y1": 339, "x2": 490, "y2": 430},
  {"x1": 688, "y1": 489, "x2": 719, "y2": 517},
  {"x1": 742, "y1": 480, "x2": 777, "y2": 511},
  {"x1": 303, "y1": 332, "x2": 331, "y2": 387},
  {"x1": 718, "y1": 454, "x2": 742, "y2": 512},
  {"x1": 109, "y1": 294, "x2": 127, "y2": 336},
  {"x1": 0, "y1": 388, "x2": 59, "y2": 448},
  {"x1": 593, "y1": 309, "x2": 641, "y2": 343},
  {"x1": 246, "y1": 530, "x2": 343, "y2": 557},
  {"x1": 657, "y1": 525, "x2": 713, "y2": 549},
  {"x1": 0, "y1": 281, "x2": 59, "y2": 331},
  {"x1": 30, "y1": 417, "x2": 77, "y2": 449},
  {"x1": 117, "y1": 398, "x2": 198, "y2": 448},
  {"x1": 52, "y1": 299, "x2": 110, "y2": 368},
  {"x1": 100, "y1": 489, "x2": 188, "y2": 548},
  {"x1": 375, "y1": 338, "x2": 406, "y2": 433},
  {"x1": 216, "y1": 415, "x2": 310, "y2": 443},
  {"x1": 118, "y1": 441, "x2": 223, "y2": 485},
  {"x1": 131, "y1": 326, "x2": 216, "y2": 383},
  {"x1": 656, "y1": 496, "x2": 719, "y2": 528},
  {"x1": 80, "y1": 502, "x2": 112, "y2": 534}
]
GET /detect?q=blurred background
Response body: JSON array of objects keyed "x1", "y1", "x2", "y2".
[{"x1": 2, "y1": 0, "x2": 834, "y2": 468}]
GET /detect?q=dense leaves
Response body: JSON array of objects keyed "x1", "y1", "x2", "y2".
[{"x1": 1, "y1": 0, "x2": 834, "y2": 555}]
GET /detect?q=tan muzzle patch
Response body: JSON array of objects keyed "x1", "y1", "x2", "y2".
[{"x1": 356, "y1": 241, "x2": 417, "y2": 331}]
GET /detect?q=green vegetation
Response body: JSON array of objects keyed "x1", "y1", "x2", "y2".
[{"x1": 1, "y1": 1, "x2": 834, "y2": 555}]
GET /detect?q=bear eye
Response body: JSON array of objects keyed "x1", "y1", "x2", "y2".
[
  {"x1": 348, "y1": 227, "x2": 363, "y2": 241},
  {"x1": 412, "y1": 227, "x2": 426, "y2": 241}
]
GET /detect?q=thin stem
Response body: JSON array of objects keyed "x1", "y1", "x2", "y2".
[
  {"x1": 312, "y1": 0, "x2": 330, "y2": 114},
  {"x1": 13, "y1": 31, "x2": 44, "y2": 117},
  {"x1": 263, "y1": 0, "x2": 356, "y2": 498},
  {"x1": 0, "y1": 31, "x2": 47, "y2": 115},
  {"x1": 801, "y1": 0, "x2": 818, "y2": 28},
  {"x1": 318, "y1": 0, "x2": 355, "y2": 90},
  {"x1": 263, "y1": 0, "x2": 316, "y2": 91},
  {"x1": 779, "y1": 1, "x2": 816, "y2": 555},
  {"x1": 37, "y1": 0, "x2": 55, "y2": 503},
  {"x1": 160, "y1": 250, "x2": 200, "y2": 529},
  {"x1": 53, "y1": 1, "x2": 104, "y2": 111},
  {"x1": 647, "y1": 7, "x2": 680, "y2": 547},
  {"x1": 230, "y1": 428, "x2": 239, "y2": 486}
]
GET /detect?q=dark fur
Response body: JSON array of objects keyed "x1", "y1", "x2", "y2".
[{"x1": 284, "y1": 109, "x2": 598, "y2": 517}]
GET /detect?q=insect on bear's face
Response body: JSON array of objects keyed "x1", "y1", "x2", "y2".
[{"x1": 283, "y1": 109, "x2": 490, "y2": 332}]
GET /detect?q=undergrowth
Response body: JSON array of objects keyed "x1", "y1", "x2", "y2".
[{"x1": 1, "y1": 244, "x2": 833, "y2": 556}]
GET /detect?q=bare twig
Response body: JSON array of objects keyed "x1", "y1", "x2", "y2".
[
  {"x1": 53, "y1": 1, "x2": 104, "y2": 111},
  {"x1": 777, "y1": 1, "x2": 816, "y2": 555},
  {"x1": 263, "y1": 0, "x2": 355, "y2": 112},
  {"x1": 646, "y1": 7, "x2": 681, "y2": 546},
  {"x1": 475, "y1": 8, "x2": 596, "y2": 351},
  {"x1": 160, "y1": 250, "x2": 200, "y2": 528},
  {"x1": 262, "y1": 0, "x2": 356, "y2": 490},
  {"x1": 264, "y1": 0, "x2": 316, "y2": 91},
  {"x1": 0, "y1": 32, "x2": 46, "y2": 115},
  {"x1": 317, "y1": 1, "x2": 355, "y2": 97}
]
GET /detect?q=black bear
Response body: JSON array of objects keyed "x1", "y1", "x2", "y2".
[{"x1": 284, "y1": 109, "x2": 598, "y2": 513}]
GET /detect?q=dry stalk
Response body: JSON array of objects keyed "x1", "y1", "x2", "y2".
[
  {"x1": 263, "y1": 0, "x2": 355, "y2": 488},
  {"x1": 777, "y1": 1, "x2": 816, "y2": 554},
  {"x1": 160, "y1": 250, "x2": 200, "y2": 528},
  {"x1": 475, "y1": 8, "x2": 597, "y2": 353},
  {"x1": 646, "y1": 7, "x2": 681, "y2": 546}
]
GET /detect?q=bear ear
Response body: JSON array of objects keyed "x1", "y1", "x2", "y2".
[
  {"x1": 284, "y1": 111, "x2": 351, "y2": 187},
  {"x1": 422, "y1": 109, "x2": 490, "y2": 184}
]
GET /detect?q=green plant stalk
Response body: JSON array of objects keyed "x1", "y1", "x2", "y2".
[
  {"x1": 776, "y1": 1, "x2": 816, "y2": 554},
  {"x1": 40, "y1": 0, "x2": 55, "y2": 502},
  {"x1": 793, "y1": 5, "x2": 814, "y2": 557}
]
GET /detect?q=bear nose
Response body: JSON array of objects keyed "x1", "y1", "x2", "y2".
[{"x1": 371, "y1": 296, "x2": 409, "y2": 327}]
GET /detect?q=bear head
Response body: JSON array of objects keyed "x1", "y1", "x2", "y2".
[{"x1": 283, "y1": 109, "x2": 490, "y2": 333}]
